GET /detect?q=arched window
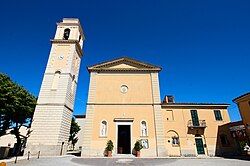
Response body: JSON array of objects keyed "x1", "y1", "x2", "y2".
[
  {"x1": 74, "y1": 57, "x2": 78, "y2": 68},
  {"x1": 166, "y1": 130, "x2": 180, "y2": 146},
  {"x1": 78, "y1": 35, "x2": 81, "y2": 42},
  {"x1": 71, "y1": 75, "x2": 75, "y2": 94},
  {"x1": 63, "y1": 28, "x2": 70, "y2": 40},
  {"x1": 141, "y1": 121, "x2": 148, "y2": 136},
  {"x1": 51, "y1": 71, "x2": 61, "y2": 90},
  {"x1": 100, "y1": 120, "x2": 107, "y2": 137}
]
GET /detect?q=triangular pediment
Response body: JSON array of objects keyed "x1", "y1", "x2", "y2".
[
  {"x1": 109, "y1": 63, "x2": 138, "y2": 69},
  {"x1": 88, "y1": 57, "x2": 161, "y2": 72}
]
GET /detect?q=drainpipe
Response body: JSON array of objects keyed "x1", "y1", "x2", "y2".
[{"x1": 203, "y1": 135, "x2": 209, "y2": 156}]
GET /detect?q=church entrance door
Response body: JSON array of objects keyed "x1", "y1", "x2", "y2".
[{"x1": 117, "y1": 125, "x2": 131, "y2": 154}]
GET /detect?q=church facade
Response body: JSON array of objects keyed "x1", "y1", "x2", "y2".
[
  {"x1": 26, "y1": 18, "x2": 233, "y2": 157},
  {"x1": 81, "y1": 57, "x2": 231, "y2": 157}
]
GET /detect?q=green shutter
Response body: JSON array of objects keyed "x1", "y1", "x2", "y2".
[
  {"x1": 191, "y1": 110, "x2": 199, "y2": 126},
  {"x1": 195, "y1": 138, "x2": 205, "y2": 154},
  {"x1": 214, "y1": 110, "x2": 222, "y2": 121}
]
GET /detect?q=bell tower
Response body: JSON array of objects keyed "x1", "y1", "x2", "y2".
[{"x1": 26, "y1": 18, "x2": 85, "y2": 156}]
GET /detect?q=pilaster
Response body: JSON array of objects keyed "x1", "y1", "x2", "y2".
[
  {"x1": 151, "y1": 72, "x2": 166, "y2": 156},
  {"x1": 81, "y1": 72, "x2": 97, "y2": 156}
]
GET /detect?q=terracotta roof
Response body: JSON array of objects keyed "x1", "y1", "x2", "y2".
[
  {"x1": 87, "y1": 56, "x2": 162, "y2": 72},
  {"x1": 161, "y1": 102, "x2": 229, "y2": 108},
  {"x1": 162, "y1": 102, "x2": 229, "y2": 105},
  {"x1": 233, "y1": 92, "x2": 250, "y2": 103}
]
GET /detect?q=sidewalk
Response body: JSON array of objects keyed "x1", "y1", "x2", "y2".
[
  {"x1": 0, "y1": 155, "x2": 70, "y2": 164},
  {"x1": 0, "y1": 156, "x2": 28, "y2": 163}
]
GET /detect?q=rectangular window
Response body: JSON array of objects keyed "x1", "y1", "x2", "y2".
[
  {"x1": 190, "y1": 110, "x2": 200, "y2": 126},
  {"x1": 214, "y1": 110, "x2": 223, "y2": 121},
  {"x1": 166, "y1": 110, "x2": 174, "y2": 121}
]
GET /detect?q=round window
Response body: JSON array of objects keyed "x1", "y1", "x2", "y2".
[{"x1": 120, "y1": 85, "x2": 128, "y2": 93}]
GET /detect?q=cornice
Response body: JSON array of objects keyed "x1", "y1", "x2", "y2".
[
  {"x1": 51, "y1": 39, "x2": 83, "y2": 57},
  {"x1": 88, "y1": 68, "x2": 161, "y2": 73},
  {"x1": 233, "y1": 92, "x2": 250, "y2": 103},
  {"x1": 87, "y1": 103, "x2": 161, "y2": 105},
  {"x1": 96, "y1": 60, "x2": 156, "y2": 69},
  {"x1": 36, "y1": 103, "x2": 73, "y2": 112},
  {"x1": 88, "y1": 57, "x2": 162, "y2": 73},
  {"x1": 161, "y1": 103, "x2": 229, "y2": 109}
]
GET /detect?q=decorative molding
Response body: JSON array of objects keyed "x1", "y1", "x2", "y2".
[
  {"x1": 45, "y1": 72, "x2": 74, "y2": 78},
  {"x1": 113, "y1": 118, "x2": 134, "y2": 122},
  {"x1": 51, "y1": 39, "x2": 83, "y2": 56},
  {"x1": 161, "y1": 104, "x2": 229, "y2": 109},
  {"x1": 36, "y1": 103, "x2": 73, "y2": 112},
  {"x1": 87, "y1": 103, "x2": 161, "y2": 105},
  {"x1": 89, "y1": 68, "x2": 160, "y2": 72},
  {"x1": 88, "y1": 57, "x2": 161, "y2": 72}
]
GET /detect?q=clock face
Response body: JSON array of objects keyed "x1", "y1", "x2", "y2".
[
  {"x1": 121, "y1": 85, "x2": 128, "y2": 94},
  {"x1": 58, "y1": 55, "x2": 64, "y2": 60}
]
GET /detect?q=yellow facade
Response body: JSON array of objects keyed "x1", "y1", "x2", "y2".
[
  {"x1": 81, "y1": 57, "x2": 231, "y2": 157},
  {"x1": 233, "y1": 93, "x2": 250, "y2": 139},
  {"x1": 162, "y1": 105, "x2": 230, "y2": 156}
]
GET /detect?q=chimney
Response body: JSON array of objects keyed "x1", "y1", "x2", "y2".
[{"x1": 163, "y1": 95, "x2": 175, "y2": 103}]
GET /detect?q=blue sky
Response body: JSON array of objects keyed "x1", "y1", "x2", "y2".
[{"x1": 0, "y1": 0, "x2": 249, "y2": 121}]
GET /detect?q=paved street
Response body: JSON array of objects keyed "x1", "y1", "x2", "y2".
[{"x1": 6, "y1": 156, "x2": 250, "y2": 166}]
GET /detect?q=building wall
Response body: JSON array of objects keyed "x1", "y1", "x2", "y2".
[
  {"x1": 237, "y1": 95, "x2": 250, "y2": 136},
  {"x1": 82, "y1": 72, "x2": 160, "y2": 156},
  {"x1": 239, "y1": 100, "x2": 250, "y2": 125},
  {"x1": 94, "y1": 73, "x2": 153, "y2": 104},
  {"x1": 162, "y1": 107, "x2": 230, "y2": 156},
  {"x1": 0, "y1": 127, "x2": 28, "y2": 148},
  {"x1": 90, "y1": 105, "x2": 157, "y2": 157},
  {"x1": 82, "y1": 73, "x2": 159, "y2": 156},
  {"x1": 81, "y1": 58, "x2": 232, "y2": 157},
  {"x1": 216, "y1": 121, "x2": 243, "y2": 156},
  {"x1": 74, "y1": 117, "x2": 85, "y2": 150}
]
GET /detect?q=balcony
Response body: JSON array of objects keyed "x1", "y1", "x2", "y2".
[{"x1": 187, "y1": 120, "x2": 207, "y2": 128}]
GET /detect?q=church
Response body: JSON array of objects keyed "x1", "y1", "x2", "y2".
[{"x1": 26, "y1": 18, "x2": 233, "y2": 157}]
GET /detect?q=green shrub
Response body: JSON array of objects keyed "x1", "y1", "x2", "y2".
[
  {"x1": 105, "y1": 140, "x2": 114, "y2": 151},
  {"x1": 134, "y1": 140, "x2": 143, "y2": 151}
]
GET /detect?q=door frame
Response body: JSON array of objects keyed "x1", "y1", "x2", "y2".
[
  {"x1": 195, "y1": 136, "x2": 206, "y2": 155},
  {"x1": 115, "y1": 122, "x2": 133, "y2": 154}
]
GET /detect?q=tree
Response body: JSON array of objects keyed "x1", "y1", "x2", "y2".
[
  {"x1": 69, "y1": 117, "x2": 80, "y2": 150},
  {"x1": 0, "y1": 73, "x2": 36, "y2": 155}
]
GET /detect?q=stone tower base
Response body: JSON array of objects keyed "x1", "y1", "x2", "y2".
[{"x1": 25, "y1": 144, "x2": 68, "y2": 156}]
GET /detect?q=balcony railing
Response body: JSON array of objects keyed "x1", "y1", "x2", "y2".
[{"x1": 187, "y1": 120, "x2": 206, "y2": 128}]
